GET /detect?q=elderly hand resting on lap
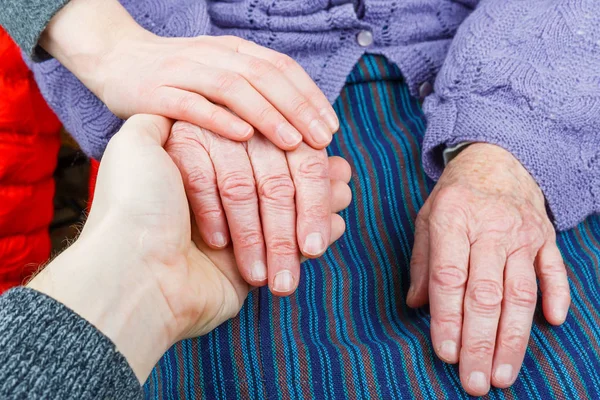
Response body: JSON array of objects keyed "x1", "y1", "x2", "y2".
[
  {"x1": 407, "y1": 143, "x2": 571, "y2": 396},
  {"x1": 27, "y1": 115, "x2": 352, "y2": 384}
]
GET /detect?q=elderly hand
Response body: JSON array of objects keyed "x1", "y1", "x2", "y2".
[
  {"x1": 165, "y1": 122, "x2": 352, "y2": 296},
  {"x1": 40, "y1": 0, "x2": 338, "y2": 151},
  {"x1": 28, "y1": 115, "x2": 350, "y2": 383},
  {"x1": 407, "y1": 143, "x2": 571, "y2": 396}
]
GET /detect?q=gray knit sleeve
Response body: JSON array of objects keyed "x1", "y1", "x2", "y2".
[
  {"x1": 0, "y1": 0, "x2": 71, "y2": 60},
  {"x1": 0, "y1": 287, "x2": 142, "y2": 399}
]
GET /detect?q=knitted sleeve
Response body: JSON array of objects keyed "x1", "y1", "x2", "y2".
[
  {"x1": 0, "y1": 0, "x2": 71, "y2": 60},
  {"x1": 26, "y1": 0, "x2": 211, "y2": 160},
  {"x1": 0, "y1": 287, "x2": 141, "y2": 399},
  {"x1": 422, "y1": 0, "x2": 600, "y2": 230}
]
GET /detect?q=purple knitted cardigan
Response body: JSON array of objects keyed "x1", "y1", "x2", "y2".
[{"x1": 29, "y1": 0, "x2": 600, "y2": 230}]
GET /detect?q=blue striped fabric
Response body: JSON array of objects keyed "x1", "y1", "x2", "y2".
[{"x1": 143, "y1": 55, "x2": 600, "y2": 399}]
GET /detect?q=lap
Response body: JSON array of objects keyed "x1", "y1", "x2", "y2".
[{"x1": 144, "y1": 56, "x2": 600, "y2": 400}]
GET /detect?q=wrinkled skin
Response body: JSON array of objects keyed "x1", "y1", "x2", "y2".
[
  {"x1": 165, "y1": 121, "x2": 352, "y2": 295},
  {"x1": 407, "y1": 143, "x2": 571, "y2": 396}
]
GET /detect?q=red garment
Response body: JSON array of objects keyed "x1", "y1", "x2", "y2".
[{"x1": 0, "y1": 29, "x2": 61, "y2": 293}]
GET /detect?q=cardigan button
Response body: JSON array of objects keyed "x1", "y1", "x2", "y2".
[
  {"x1": 419, "y1": 81, "x2": 433, "y2": 99},
  {"x1": 356, "y1": 30, "x2": 374, "y2": 47}
]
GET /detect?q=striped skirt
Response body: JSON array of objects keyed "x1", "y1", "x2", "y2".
[{"x1": 144, "y1": 56, "x2": 600, "y2": 399}]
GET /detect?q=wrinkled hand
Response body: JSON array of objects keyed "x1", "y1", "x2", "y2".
[
  {"x1": 407, "y1": 143, "x2": 571, "y2": 396},
  {"x1": 165, "y1": 122, "x2": 352, "y2": 296},
  {"x1": 32, "y1": 115, "x2": 350, "y2": 381}
]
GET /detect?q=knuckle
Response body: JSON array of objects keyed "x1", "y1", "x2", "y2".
[
  {"x1": 196, "y1": 206, "x2": 224, "y2": 221},
  {"x1": 544, "y1": 283, "x2": 571, "y2": 299},
  {"x1": 540, "y1": 261, "x2": 567, "y2": 277},
  {"x1": 304, "y1": 204, "x2": 330, "y2": 220},
  {"x1": 296, "y1": 155, "x2": 329, "y2": 180},
  {"x1": 430, "y1": 265, "x2": 468, "y2": 290},
  {"x1": 504, "y1": 277, "x2": 538, "y2": 308},
  {"x1": 498, "y1": 328, "x2": 529, "y2": 354},
  {"x1": 205, "y1": 107, "x2": 223, "y2": 126},
  {"x1": 257, "y1": 174, "x2": 295, "y2": 202},
  {"x1": 214, "y1": 72, "x2": 244, "y2": 94},
  {"x1": 246, "y1": 58, "x2": 277, "y2": 81},
  {"x1": 435, "y1": 311, "x2": 463, "y2": 331},
  {"x1": 268, "y1": 236, "x2": 298, "y2": 256},
  {"x1": 289, "y1": 96, "x2": 313, "y2": 119},
  {"x1": 258, "y1": 106, "x2": 279, "y2": 123},
  {"x1": 170, "y1": 121, "x2": 198, "y2": 140},
  {"x1": 272, "y1": 54, "x2": 296, "y2": 72},
  {"x1": 236, "y1": 230, "x2": 263, "y2": 249},
  {"x1": 466, "y1": 279, "x2": 503, "y2": 314},
  {"x1": 174, "y1": 95, "x2": 199, "y2": 117},
  {"x1": 186, "y1": 168, "x2": 216, "y2": 193},
  {"x1": 219, "y1": 173, "x2": 256, "y2": 203},
  {"x1": 465, "y1": 338, "x2": 496, "y2": 359}
]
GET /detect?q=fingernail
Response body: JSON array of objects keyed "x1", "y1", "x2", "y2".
[
  {"x1": 309, "y1": 119, "x2": 332, "y2": 145},
  {"x1": 407, "y1": 285, "x2": 415, "y2": 299},
  {"x1": 303, "y1": 232, "x2": 326, "y2": 256},
  {"x1": 250, "y1": 261, "x2": 267, "y2": 282},
  {"x1": 231, "y1": 121, "x2": 253, "y2": 138},
  {"x1": 273, "y1": 270, "x2": 294, "y2": 293},
  {"x1": 211, "y1": 232, "x2": 227, "y2": 248},
  {"x1": 277, "y1": 123, "x2": 302, "y2": 146},
  {"x1": 468, "y1": 371, "x2": 488, "y2": 393},
  {"x1": 552, "y1": 306, "x2": 568, "y2": 322},
  {"x1": 320, "y1": 109, "x2": 339, "y2": 132},
  {"x1": 494, "y1": 364, "x2": 513, "y2": 385},
  {"x1": 438, "y1": 340, "x2": 458, "y2": 362}
]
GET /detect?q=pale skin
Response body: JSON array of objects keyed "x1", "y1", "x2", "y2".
[
  {"x1": 28, "y1": 115, "x2": 352, "y2": 382},
  {"x1": 407, "y1": 143, "x2": 571, "y2": 396},
  {"x1": 37, "y1": 0, "x2": 571, "y2": 395}
]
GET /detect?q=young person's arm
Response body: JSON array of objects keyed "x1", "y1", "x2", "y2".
[
  {"x1": 1, "y1": 0, "x2": 338, "y2": 152},
  {"x1": 0, "y1": 0, "x2": 70, "y2": 60}
]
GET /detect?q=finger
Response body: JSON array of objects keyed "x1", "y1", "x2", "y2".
[
  {"x1": 428, "y1": 213, "x2": 470, "y2": 364},
  {"x1": 330, "y1": 213, "x2": 346, "y2": 244},
  {"x1": 460, "y1": 243, "x2": 506, "y2": 397},
  {"x1": 328, "y1": 156, "x2": 352, "y2": 183},
  {"x1": 330, "y1": 180, "x2": 352, "y2": 213},
  {"x1": 491, "y1": 252, "x2": 537, "y2": 389},
  {"x1": 300, "y1": 214, "x2": 347, "y2": 263},
  {"x1": 536, "y1": 238, "x2": 570, "y2": 325},
  {"x1": 166, "y1": 122, "x2": 230, "y2": 249},
  {"x1": 208, "y1": 134, "x2": 266, "y2": 286},
  {"x1": 287, "y1": 143, "x2": 331, "y2": 259},
  {"x1": 407, "y1": 209, "x2": 431, "y2": 308},
  {"x1": 149, "y1": 87, "x2": 253, "y2": 141},
  {"x1": 217, "y1": 36, "x2": 339, "y2": 132},
  {"x1": 117, "y1": 114, "x2": 174, "y2": 147},
  {"x1": 169, "y1": 67, "x2": 303, "y2": 150},
  {"x1": 213, "y1": 52, "x2": 334, "y2": 148},
  {"x1": 247, "y1": 133, "x2": 299, "y2": 295}
]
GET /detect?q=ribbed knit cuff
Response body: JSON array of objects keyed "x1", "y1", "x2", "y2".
[
  {"x1": 0, "y1": 287, "x2": 141, "y2": 399},
  {"x1": 0, "y1": 0, "x2": 71, "y2": 61},
  {"x1": 422, "y1": 94, "x2": 600, "y2": 231}
]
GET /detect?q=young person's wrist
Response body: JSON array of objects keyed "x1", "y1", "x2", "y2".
[
  {"x1": 27, "y1": 218, "x2": 177, "y2": 382},
  {"x1": 38, "y1": 0, "x2": 147, "y2": 99}
]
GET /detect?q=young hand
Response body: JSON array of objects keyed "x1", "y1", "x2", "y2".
[
  {"x1": 40, "y1": 0, "x2": 338, "y2": 151},
  {"x1": 28, "y1": 115, "x2": 349, "y2": 383}
]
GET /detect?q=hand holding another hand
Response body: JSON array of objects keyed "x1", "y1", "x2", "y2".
[
  {"x1": 166, "y1": 122, "x2": 352, "y2": 296},
  {"x1": 407, "y1": 143, "x2": 571, "y2": 396}
]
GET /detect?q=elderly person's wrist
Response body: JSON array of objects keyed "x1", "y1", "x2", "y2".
[{"x1": 27, "y1": 217, "x2": 179, "y2": 383}]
